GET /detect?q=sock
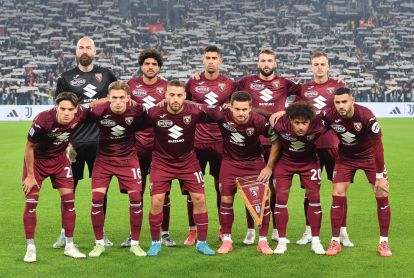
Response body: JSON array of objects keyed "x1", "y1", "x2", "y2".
[
  {"x1": 219, "y1": 202, "x2": 233, "y2": 235},
  {"x1": 274, "y1": 203, "x2": 288, "y2": 238},
  {"x1": 376, "y1": 196, "x2": 391, "y2": 237},
  {"x1": 307, "y1": 201, "x2": 322, "y2": 237},
  {"x1": 27, "y1": 239, "x2": 34, "y2": 245},
  {"x1": 149, "y1": 212, "x2": 163, "y2": 241},
  {"x1": 23, "y1": 194, "x2": 38, "y2": 239},
  {"x1": 61, "y1": 193, "x2": 75, "y2": 238},
  {"x1": 258, "y1": 200, "x2": 270, "y2": 237},
  {"x1": 259, "y1": 236, "x2": 267, "y2": 242},
  {"x1": 304, "y1": 196, "x2": 310, "y2": 226},
  {"x1": 341, "y1": 197, "x2": 348, "y2": 227},
  {"x1": 194, "y1": 212, "x2": 208, "y2": 242},
  {"x1": 187, "y1": 196, "x2": 195, "y2": 227},
  {"x1": 380, "y1": 236, "x2": 388, "y2": 243},
  {"x1": 223, "y1": 234, "x2": 232, "y2": 241},
  {"x1": 312, "y1": 236, "x2": 320, "y2": 243},
  {"x1": 131, "y1": 240, "x2": 139, "y2": 246},
  {"x1": 330, "y1": 195, "x2": 346, "y2": 237},
  {"x1": 91, "y1": 192, "x2": 105, "y2": 241},
  {"x1": 161, "y1": 194, "x2": 171, "y2": 232},
  {"x1": 245, "y1": 206, "x2": 255, "y2": 229},
  {"x1": 66, "y1": 237, "x2": 73, "y2": 245},
  {"x1": 129, "y1": 191, "x2": 143, "y2": 241}
]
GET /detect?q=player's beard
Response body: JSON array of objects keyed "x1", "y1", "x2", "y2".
[
  {"x1": 77, "y1": 54, "x2": 94, "y2": 67},
  {"x1": 144, "y1": 70, "x2": 158, "y2": 80},
  {"x1": 168, "y1": 102, "x2": 183, "y2": 113},
  {"x1": 259, "y1": 67, "x2": 274, "y2": 77}
]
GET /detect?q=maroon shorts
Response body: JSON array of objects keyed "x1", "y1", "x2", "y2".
[
  {"x1": 92, "y1": 154, "x2": 142, "y2": 193},
  {"x1": 333, "y1": 157, "x2": 378, "y2": 185},
  {"x1": 219, "y1": 158, "x2": 265, "y2": 196},
  {"x1": 316, "y1": 148, "x2": 338, "y2": 181},
  {"x1": 22, "y1": 152, "x2": 74, "y2": 192},
  {"x1": 195, "y1": 141, "x2": 223, "y2": 179},
  {"x1": 149, "y1": 158, "x2": 204, "y2": 195},
  {"x1": 274, "y1": 158, "x2": 321, "y2": 192}
]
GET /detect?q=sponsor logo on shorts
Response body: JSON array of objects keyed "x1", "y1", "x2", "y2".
[
  {"x1": 157, "y1": 119, "x2": 173, "y2": 127},
  {"x1": 222, "y1": 122, "x2": 237, "y2": 132},
  {"x1": 70, "y1": 75, "x2": 86, "y2": 86},
  {"x1": 100, "y1": 119, "x2": 116, "y2": 127},
  {"x1": 353, "y1": 122, "x2": 362, "y2": 131},
  {"x1": 246, "y1": 127, "x2": 255, "y2": 136},
  {"x1": 331, "y1": 124, "x2": 346, "y2": 133}
]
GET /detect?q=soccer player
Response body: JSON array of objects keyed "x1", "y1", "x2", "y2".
[
  {"x1": 87, "y1": 81, "x2": 147, "y2": 257},
  {"x1": 237, "y1": 49, "x2": 300, "y2": 244},
  {"x1": 22, "y1": 92, "x2": 87, "y2": 262},
  {"x1": 203, "y1": 91, "x2": 276, "y2": 255},
  {"x1": 271, "y1": 101, "x2": 326, "y2": 255},
  {"x1": 184, "y1": 45, "x2": 237, "y2": 245},
  {"x1": 121, "y1": 48, "x2": 176, "y2": 248},
  {"x1": 295, "y1": 50, "x2": 353, "y2": 247},
  {"x1": 146, "y1": 80, "x2": 215, "y2": 256},
  {"x1": 54, "y1": 36, "x2": 117, "y2": 248},
  {"x1": 321, "y1": 87, "x2": 391, "y2": 257}
]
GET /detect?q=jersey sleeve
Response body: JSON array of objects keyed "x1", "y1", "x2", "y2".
[
  {"x1": 54, "y1": 76, "x2": 67, "y2": 98},
  {"x1": 27, "y1": 116, "x2": 45, "y2": 144},
  {"x1": 185, "y1": 78, "x2": 193, "y2": 100},
  {"x1": 286, "y1": 78, "x2": 302, "y2": 96},
  {"x1": 202, "y1": 105, "x2": 225, "y2": 123},
  {"x1": 235, "y1": 77, "x2": 246, "y2": 91},
  {"x1": 257, "y1": 114, "x2": 277, "y2": 142}
]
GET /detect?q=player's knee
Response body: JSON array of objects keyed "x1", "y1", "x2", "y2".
[
  {"x1": 151, "y1": 194, "x2": 165, "y2": 211},
  {"x1": 92, "y1": 191, "x2": 105, "y2": 205},
  {"x1": 190, "y1": 193, "x2": 206, "y2": 207},
  {"x1": 276, "y1": 191, "x2": 288, "y2": 205},
  {"x1": 128, "y1": 191, "x2": 142, "y2": 205}
]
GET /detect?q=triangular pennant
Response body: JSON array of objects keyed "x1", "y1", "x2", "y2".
[{"x1": 236, "y1": 175, "x2": 268, "y2": 226}]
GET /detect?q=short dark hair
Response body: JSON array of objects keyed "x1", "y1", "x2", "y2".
[
  {"x1": 168, "y1": 79, "x2": 185, "y2": 88},
  {"x1": 335, "y1": 87, "x2": 353, "y2": 96},
  {"x1": 204, "y1": 45, "x2": 221, "y2": 56},
  {"x1": 138, "y1": 48, "x2": 164, "y2": 67},
  {"x1": 230, "y1": 91, "x2": 252, "y2": 104},
  {"x1": 258, "y1": 49, "x2": 276, "y2": 57},
  {"x1": 108, "y1": 81, "x2": 130, "y2": 94},
  {"x1": 55, "y1": 92, "x2": 78, "y2": 107},
  {"x1": 311, "y1": 50, "x2": 328, "y2": 60},
  {"x1": 286, "y1": 101, "x2": 315, "y2": 121}
]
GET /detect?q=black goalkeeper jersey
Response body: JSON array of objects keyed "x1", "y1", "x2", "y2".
[{"x1": 55, "y1": 65, "x2": 117, "y2": 148}]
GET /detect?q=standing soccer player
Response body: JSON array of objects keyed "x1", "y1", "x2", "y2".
[
  {"x1": 87, "y1": 81, "x2": 147, "y2": 257},
  {"x1": 237, "y1": 49, "x2": 300, "y2": 243},
  {"x1": 203, "y1": 91, "x2": 276, "y2": 255},
  {"x1": 54, "y1": 36, "x2": 117, "y2": 248},
  {"x1": 184, "y1": 45, "x2": 236, "y2": 245},
  {"x1": 121, "y1": 48, "x2": 177, "y2": 248},
  {"x1": 271, "y1": 101, "x2": 326, "y2": 255},
  {"x1": 295, "y1": 51, "x2": 353, "y2": 247},
  {"x1": 146, "y1": 80, "x2": 215, "y2": 256},
  {"x1": 22, "y1": 92, "x2": 87, "y2": 262},
  {"x1": 321, "y1": 87, "x2": 391, "y2": 257}
]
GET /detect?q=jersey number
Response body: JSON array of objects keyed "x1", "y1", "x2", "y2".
[
  {"x1": 310, "y1": 169, "x2": 321, "y2": 181},
  {"x1": 64, "y1": 167, "x2": 72, "y2": 178},
  {"x1": 193, "y1": 171, "x2": 204, "y2": 184},
  {"x1": 131, "y1": 168, "x2": 142, "y2": 180}
]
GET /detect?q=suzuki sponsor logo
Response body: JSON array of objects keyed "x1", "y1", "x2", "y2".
[
  {"x1": 168, "y1": 125, "x2": 183, "y2": 140},
  {"x1": 340, "y1": 131, "x2": 356, "y2": 145},
  {"x1": 289, "y1": 140, "x2": 305, "y2": 152},
  {"x1": 313, "y1": 96, "x2": 327, "y2": 110},
  {"x1": 111, "y1": 125, "x2": 125, "y2": 137},
  {"x1": 142, "y1": 95, "x2": 156, "y2": 109},
  {"x1": 204, "y1": 92, "x2": 219, "y2": 105},
  {"x1": 83, "y1": 84, "x2": 98, "y2": 98},
  {"x1": 230, "y1": 132, "x2": 245, "y2": 145},
  {"x1": 259, "y1": 88, "x2": 273, "y2": 102}
]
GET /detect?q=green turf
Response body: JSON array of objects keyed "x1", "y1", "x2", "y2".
[{"x1": 0, "y1": 119, "x2": 413, "y2": 277}]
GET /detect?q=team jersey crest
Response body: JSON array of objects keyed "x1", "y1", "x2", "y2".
[
  {"x1": 156, "y1": 87, "x2": 165, "y2": 95},
  {"x1": 183, "y1": 115, "x2": 192, "y2": 125},
  {"x1": 272, "y1": 80, "x2": 280, "y2": 89},
  {"x1": 353, "y1": 122, "x2": 362, "y2": 131},
  {"x1": 218, "y1": 82, "x2": 226, "y2": 91},
  {"x1": 95, "y1": 73, "x2": 103, "y2": 82},
  {"x1": 246, "y1": 127, "x2": 255, "y2": 136},
  {"x1": 327, "y1": 86, "x2": 335, "y2": 95},
  {"x1": 125, "y1": 117, "x2": 134, "y2": 125}
]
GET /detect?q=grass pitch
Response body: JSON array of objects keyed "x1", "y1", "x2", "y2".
[{"x1": 0, "y1": 119, "x2": 413, "y2": 277}]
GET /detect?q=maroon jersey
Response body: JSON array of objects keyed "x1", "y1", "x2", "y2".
[
  {"x1": 27, "y1": 106, "x2": 89, "y2": 159},
  {"x1": 186, "y1": 72, "x2": 236, "y2": 144},
  {"x1": 147, "y1": 103, "x2": 209, "y2": 164},
  {"x1": 89, "y1": 102, "x2": 146, "y2": 159},
  {"x1": 204, "y1": 107, "x2": 276, "y2": 161},
  {"x1": 297, "y1": 78, "x2": 342, "y2": 149},
  {"x1": 128, "y1": 77, "x2": 167, "y2": 151},
  {"x1": 273, "y1": 115, "x2": 326, "y2": 161},
  {"x1": 321, "y1": 104, "x2": 384, "y2": 172},
  {"x1": 237, "y1": 74, "x2": 300, "y2": 146}
]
